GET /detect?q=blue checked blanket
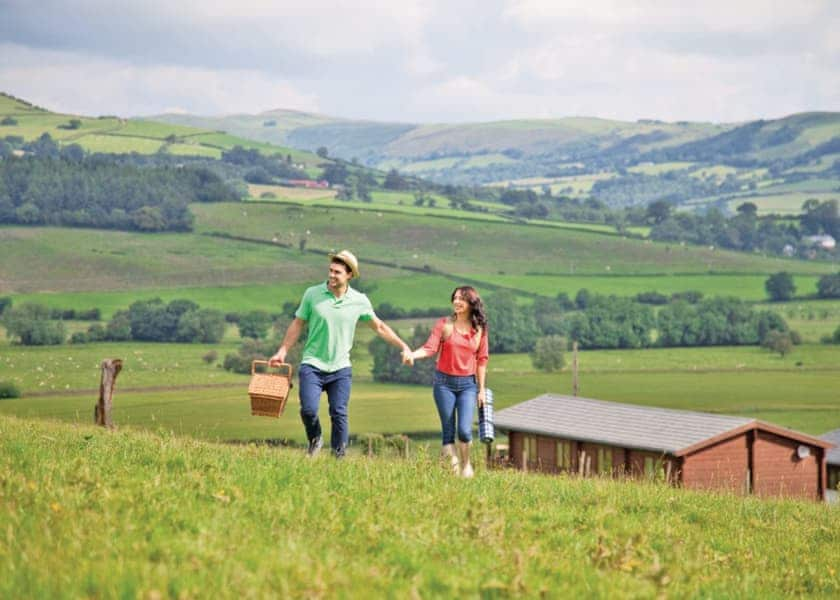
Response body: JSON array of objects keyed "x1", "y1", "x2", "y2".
[{"x1": 478, "y1": 388, "x2": 494, "y2": 443}]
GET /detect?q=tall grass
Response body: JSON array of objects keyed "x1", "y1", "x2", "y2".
[{"x1": 1, "y1": 416, "x2": 837, "y2": 598}]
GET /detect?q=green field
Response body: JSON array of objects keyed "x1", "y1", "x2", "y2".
[
  {"x1": 3, "y1": 415, "x2": 838, "y2": 598},
  {"x1": 7, "y1": 275, "x2": 458, "y2": 320},
  {"x1": 725, "y1": 192, "x2": 838, "y2": 215},
  {"x1": 192, "y1": 203, "x2": 835, "y2": 278},
  {"x1": 490, "y1": 273, "x2": 824, "y2": 301},
  {"x1": 628, "y1": 162, "x2": 694, "y2": 175},
  {"x1": 0, "y1": 96, "x2": 323, "y2": 166},
  {"x1": 2, "y1": 335, "x2": 838, "y2": 441}
]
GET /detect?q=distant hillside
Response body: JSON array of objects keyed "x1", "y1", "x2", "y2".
[
  {"x1": 0, "y1": 92, "x2": 324, "y2": 172},
  {"x1": 152, "y1": 107, "x2": 840, "y2": 213}
]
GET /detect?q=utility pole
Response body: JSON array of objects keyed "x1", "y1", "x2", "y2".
[{"x1": 572, "y1": 341, "x2": 579, "y2": 397}]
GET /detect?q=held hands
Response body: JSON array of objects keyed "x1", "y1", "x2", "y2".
[{"x1": 401, "y1": 347, "x2": 415, "y2": 366}]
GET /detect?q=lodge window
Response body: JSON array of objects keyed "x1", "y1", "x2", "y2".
[
  {"x1": 598, "y1": 447, "x2": 613, "y2": 475},
  {"x1": 524, "y1": 435, "x2": 537, "y2": 464},
  {"x1": 829, "y1": 468, "x2": 839, "y2": 492},
  {"x1": 556, "y1": 440, "x2": 571, "y2": 471}
]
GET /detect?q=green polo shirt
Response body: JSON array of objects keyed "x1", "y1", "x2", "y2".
[{"x1": 295, "y1": 282, "x2": 375, "y2": 372}]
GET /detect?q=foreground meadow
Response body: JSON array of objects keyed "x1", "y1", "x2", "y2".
[{"x1": 1, "y1": 416, "x2": 838, "y2": 599}]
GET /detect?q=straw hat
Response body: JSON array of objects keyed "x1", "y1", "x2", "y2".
[{"x1": 329, "y1": 250, "x2": 360, "y2": 278}]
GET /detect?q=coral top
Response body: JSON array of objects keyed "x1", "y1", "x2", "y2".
[{"x1": 421, "y1": 317, "x2": 489, "y2": 376}]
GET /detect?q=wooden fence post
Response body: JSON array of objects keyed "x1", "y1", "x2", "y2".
[{"x1": 95, "y1": 358, "x2": 122, "y2": 429}]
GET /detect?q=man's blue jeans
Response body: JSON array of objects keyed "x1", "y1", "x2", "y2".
[
  {"x1": 298, "y1": 364, "x2": 352, "y2": 456},
  {"x1": 432, "y1": 370, "x2": 476, "y2": 445}
]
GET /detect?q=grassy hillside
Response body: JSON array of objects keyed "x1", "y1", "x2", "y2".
[
  {"x1": 1, "y1": 416, "x2": 838, "y2": 598},
  {"x1": 0, "y1": 92, "x2": 323, "y2": 168},
  {"x1": 152, "y1": 106, "x2": 840, "y2": 202}
]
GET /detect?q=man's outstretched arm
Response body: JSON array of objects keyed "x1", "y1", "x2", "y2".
[{"x1": 367, "y1": 316, "x2": 413, "y2": 364}]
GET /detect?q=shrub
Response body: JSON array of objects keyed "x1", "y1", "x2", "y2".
[
  {"x1": 531, "y1": 335, "x2": 567, "y2": 372},
  {"x1": 0, "y1": 381, "x2": 21, "y2": 399},
  {"x1": 70, "y1": 332, "x2": 89, "y2": 344},
  {"x1": 202, "y1": 350, "x2": 218, "y2": 364},
  {"x1": 761, "y1": 330, "x2": 794, "y2": 357},
  {"x1": 3, "y1": 303, "x2": 65, "y2": 345},
  {"x1": 238, "y1": 310, "x2": 273, "y2": 339},
  {"x1": 0, "y1": 296, "x2": 11, "y2": 316},
  {"x1": 765, "y1": 272, "x2": 795, "y2": 302},
  {"x1": 817, "y1": 273, "x2": 840, "y2": 299},
  {"x1": 635, "y1": 291, "x2": 669, "y2": 305}
]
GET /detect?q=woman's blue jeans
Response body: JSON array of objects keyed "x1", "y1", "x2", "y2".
[
  {"x1": 298, "y1": 363, "x2": 352, "y2": 456},
  {"x1": 433, "y1": 370, "x2": 476, "y2": 444}
]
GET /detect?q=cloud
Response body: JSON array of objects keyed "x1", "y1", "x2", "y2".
[
  {"x1": 0, "y1": 44, "x2": 319, "y2": 116},
  {"x1": 0, "y1": 0, "x2": 837, "y2": 122}
]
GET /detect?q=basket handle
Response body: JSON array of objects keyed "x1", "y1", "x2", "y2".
[{"x1": 252, "y1": 360, "x2": 294, "y2": 378}]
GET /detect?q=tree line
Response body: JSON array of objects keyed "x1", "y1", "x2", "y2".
[{"x1": 0, "y1": 135, "x2": 238, "y2": 231}]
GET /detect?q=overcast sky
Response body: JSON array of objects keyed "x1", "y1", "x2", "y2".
[{"x1": 1, "y1": 0, "x2": 838, "y2": 124}]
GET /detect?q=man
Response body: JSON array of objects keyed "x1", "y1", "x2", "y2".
[{"x1": 269, "y1": 250, "x2": 412, "y2": 458}]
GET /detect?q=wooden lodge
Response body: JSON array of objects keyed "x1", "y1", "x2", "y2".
[
  {"x1": 820, "y1": 428, "x2": 840, "y2": 503},
  {"x1": 494, "y1": 394, "x2": 835, "y2": 502}
]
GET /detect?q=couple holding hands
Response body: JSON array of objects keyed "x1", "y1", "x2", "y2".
[{"x1": 270, "y1": 250, "x2": 488, "y2": 477}]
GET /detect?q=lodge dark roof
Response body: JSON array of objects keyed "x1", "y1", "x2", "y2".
[
  {"x1": 820, "y1": 429, "x2": 840, "y2": 466},
  {"x1": 495, "y1": 394, "x2": 833, "y2": 456}
]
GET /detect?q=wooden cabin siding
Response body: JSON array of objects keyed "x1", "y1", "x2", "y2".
[
  {"x1": 682, "y1": 433, "x2": 749, "y2": 494},
  {"x1": 509, "y1": 432, "x2": 523, "y2": 469},
  {"x1": 752, "y1": 431, "x2": 820, "y2": 500},
  {"x1": 537, "y1": 436, "x2": 556, "y2": 471}
]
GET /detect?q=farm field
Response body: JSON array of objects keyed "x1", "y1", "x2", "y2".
[
  {"x1": 3, "y1": 416, "x2": 838, "y2": 599},
  {"x1": 2, "y1": 337, "x2": 838, "y2": 442},
  {"x1": 724, "y1": 191, "x2": 839, "y2": 215},
  {"x1": 765, "y1": 299, "x2": 840, "y2": 342},
  {"x1": 7, "y1": 274, "x2": 457, "y2": 321},
  {"x1": 192, "y1": 203, "x2": 836, "y2": 277},
  {"x1": 0, "y1": 98, "x2": 321, "y2": 167},
  {"x1": 0, "y1": 225, "x2": 406, "y2": 294},
  {"x1": 489, "y1": 273, "x2": 824, "y2": 301}
]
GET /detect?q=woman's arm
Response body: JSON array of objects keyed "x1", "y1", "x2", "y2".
[{"x1": 408, "y1": 317, "x2": 446, "y2": 361}]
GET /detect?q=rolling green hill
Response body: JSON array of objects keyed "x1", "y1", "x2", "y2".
[
  {"x1": 151, "y1": 107, "x2": 840, "y2": 211},
  {"x1": 0, "y1": 92, "x2": 323, "y2": 171}
]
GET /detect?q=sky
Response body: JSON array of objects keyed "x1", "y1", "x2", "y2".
[{"x1": 1, "y1": 0, "x2": 838, "y2": 124}]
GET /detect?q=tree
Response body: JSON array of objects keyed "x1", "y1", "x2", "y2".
[
  {"x1": 736, "y1": 202, "x2": 758, "y2": 217},
  {"x1": 321, "y1": 162, "x2": 348, "y2": 185},
  {"x1": 765, "y1": 272, "x2": 796, "y2": 302},
  {"x1": 238, "y1": 310, "x2": 273, "y2": 339},
  {"x1": 384, "y1": 169, "x2": 408, "y2": 190},
  {"x1": 3, "y1": 303, "x2": 65, "y2": 345},
  {"x1": 530, "y1": 335, "x2": 566, "y2": 372},
  {"x1": 646, "y1": 200, "x2": 672, "y2": 224},
  {"x1": 316, "y1": 147, "x2": 328, "y2": 158},
  {"x1": 485, "y1": 291, "x2": 540, "y2": 353},
  {"x1": 817, "y1": 273, "x2": 840, "y2": 299},
  {"x1": 762, "y1": 330, "x2": 793, "y2": 357}
]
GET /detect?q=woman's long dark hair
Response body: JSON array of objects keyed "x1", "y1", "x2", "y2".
[{"x1": 451, "y1": 286, "x2": 487, "y2": 332}]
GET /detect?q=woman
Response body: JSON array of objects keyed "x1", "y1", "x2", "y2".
[{"x1": 406, "y1": 286, "x2": 489, "y2": 477}]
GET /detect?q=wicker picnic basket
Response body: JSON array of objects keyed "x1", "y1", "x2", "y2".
[{"x1": 248, "y1": 360, "x2": 293, "y2": 418}]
